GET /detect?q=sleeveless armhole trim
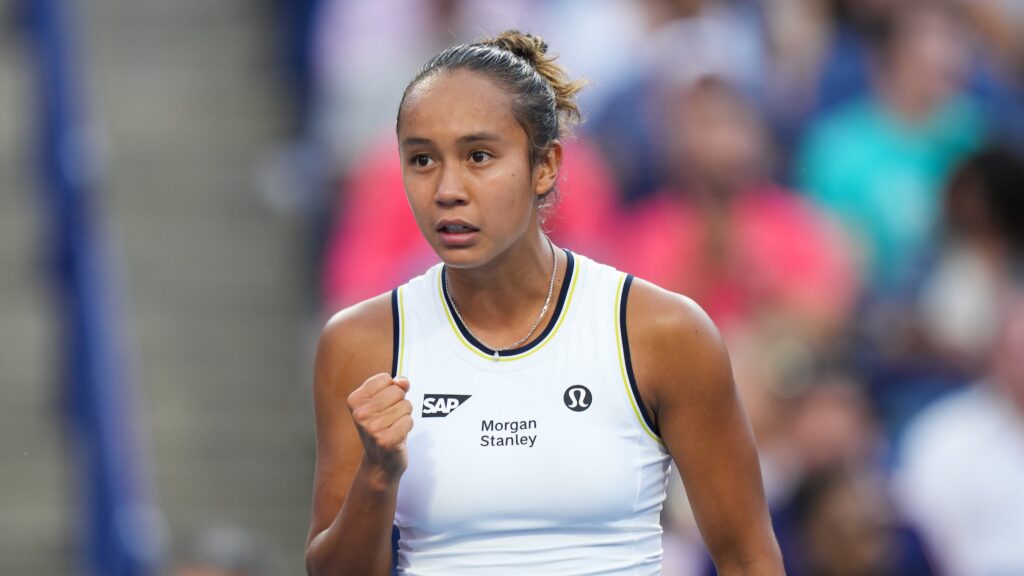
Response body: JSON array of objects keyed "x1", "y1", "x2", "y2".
[
  {"x1": 391, "y1": 289, "x2": 404, "y2": 571},
  {"x1": 616, "y1": 274, "x2": 662, "y2": 442},
  {"x1": 390, "y1": 288, "x2": 406, "y2": 378},
  {"x1": 391, "y1": 524, "x2": 401, "y2": 574}
]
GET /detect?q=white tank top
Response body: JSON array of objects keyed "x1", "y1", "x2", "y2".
[{"x1": 391, "y1": 250, "x2": 671, "y2": 575}]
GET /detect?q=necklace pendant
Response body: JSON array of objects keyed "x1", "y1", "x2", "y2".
[{"x1": 492, "y1": 350, "x2": 500, "y2": 361}]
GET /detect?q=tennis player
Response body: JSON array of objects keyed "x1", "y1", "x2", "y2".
[{"x1": 305, "y1": 30, "x2": 784, "y2": 576}]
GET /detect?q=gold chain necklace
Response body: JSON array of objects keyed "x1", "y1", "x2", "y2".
[{"x1": 444, "y1": 237, "x2": 557, "y2": 360}]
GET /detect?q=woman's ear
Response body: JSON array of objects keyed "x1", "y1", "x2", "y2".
[{"x1": 534, "y1": 140, "x2": 563, "y2": 197}]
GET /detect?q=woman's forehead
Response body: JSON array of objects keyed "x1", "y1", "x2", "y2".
[{"x1": 399, "y1": 70, "x2": 519, "y2": 140}]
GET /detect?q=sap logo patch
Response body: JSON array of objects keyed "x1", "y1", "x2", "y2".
[{"x1": 422, "y1": 394, "x2": 471, "y2": 418}]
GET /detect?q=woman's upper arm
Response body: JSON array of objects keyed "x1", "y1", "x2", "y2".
[
  {"x1": 306, "y1": 293, "x2": 393, "y2": 548},
  {"x1": 625, "y1": 279, "x2": 782, "y2": 573}
]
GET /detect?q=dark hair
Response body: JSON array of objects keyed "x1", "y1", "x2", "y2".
[
  {"x1": 867, "y1": 0, "x2": 960, "y2": 62},
  {"x1": 945, "y1": 146, "x2": 1024, "y2": 254},
  {"x1": 396, "y1": 30, "x2": 586, "y2": 206},
  {"x1": 789, "y1": 465, "x2": 861, "y2": 528}
]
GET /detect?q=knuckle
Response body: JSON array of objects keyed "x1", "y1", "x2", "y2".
[
  {"x1": 351, "y1": 405, "x2": 371, "y2": 422},
  {"x1": 363, "y1": 418, "x2": 383, "y2": 435},
  {"x1": 397, "y1": 415, "x2": 414, "y2": 432},
  {"x1": 389, "y1": 427, "x2": 411, "y2": 448}
]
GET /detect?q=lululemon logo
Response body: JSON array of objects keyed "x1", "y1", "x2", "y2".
[{"x1": 563, "y1": 385, "x2": 592, "y2": 412}]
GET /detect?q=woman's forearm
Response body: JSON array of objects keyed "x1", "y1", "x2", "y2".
[
  {"x1": 715, "y1": 550, "x2": 786, "y2": 576},
  {"x1": 305, "y1": 462, "x2": 401, "y2": 576}
]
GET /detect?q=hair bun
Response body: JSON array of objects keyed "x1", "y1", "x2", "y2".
[
  {"x1": 485, "y1": 30, "x2": 548, "y2": 66},
  {"x1": 480, "y1": 30, "x2": 587, "y2": 129}
]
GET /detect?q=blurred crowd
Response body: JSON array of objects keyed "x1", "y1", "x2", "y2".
[{"x1": 265, "y1": 0, "x2": 1024, "y2": 575}]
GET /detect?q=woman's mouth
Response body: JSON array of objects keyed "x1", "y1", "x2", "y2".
[{"x1": 436, "y1": 221, "x2": 480, "y2": 246}]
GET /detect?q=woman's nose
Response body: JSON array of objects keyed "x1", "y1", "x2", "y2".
[{"x1": 434, "y1": 164, "x2": 469, "y2": 206}]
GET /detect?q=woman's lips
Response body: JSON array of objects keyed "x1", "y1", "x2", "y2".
[{"x1": 436, "y1": 222, "x2": 480, "y2": 247}]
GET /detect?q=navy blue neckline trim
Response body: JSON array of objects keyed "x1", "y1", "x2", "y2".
[
  {"x1": 441, "y1": 249, "x2": 575, "y2": 358},
  {"x1": 620, "y1": 275, "x2": 660, "y2": 437},
  {"x1": 390, "y1": 289, "x2": 400, "y2": 377}
]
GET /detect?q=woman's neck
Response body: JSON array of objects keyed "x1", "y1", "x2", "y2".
[{"x1": 444, "y1": 231, "x2": 565, "y2": 338}]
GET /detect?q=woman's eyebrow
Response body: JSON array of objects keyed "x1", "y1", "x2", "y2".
[
  {"x1": 401, "y1": 132, "x2": 503, "y2": 149},
  {"x1": 400, "y1": 136, "x2": 433, "y2": 149},
  {"x1": 458, "y1": 132, "x2": 503, "y2": 144}
]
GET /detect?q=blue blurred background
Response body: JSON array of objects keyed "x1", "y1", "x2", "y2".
[{"x1": 2, "y1": 0, "x2": 1024, "y2": 575}]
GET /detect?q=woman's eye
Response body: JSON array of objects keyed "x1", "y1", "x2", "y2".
[
  {"x1": 469, "y1": 151, "x2": 490, "y2": 163},
  {"x1": 411, "y1": 154, "x2": 433, "y2": 167}
]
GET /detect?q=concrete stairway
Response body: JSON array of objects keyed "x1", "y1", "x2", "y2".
[
  {"x1": 1, "y1": 0, "x2": 316, "y2": 573},
  {"x1": 0, "y1": 12, "x2": 73, "y2": 572}
]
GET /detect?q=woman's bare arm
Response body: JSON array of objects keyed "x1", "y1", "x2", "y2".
[
  {"x1": 626, "y1": 279, "x2": 784, "y2": 576},
  {"x1": 305, "y1": 293, "x2": 413, "y2": 576}
]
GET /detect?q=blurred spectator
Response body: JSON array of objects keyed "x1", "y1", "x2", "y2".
[
  {"x1": 758, "y1": 0, "x2": 832, "y2": 164},
  {"x1": 917, "y1": 147, "x2": 1024, "y2": 371},
  {"x1": 588, "y1": 0, "x2": 768, "y2": 203},
  {"x1": 786, "y1": 375, "x2": 884, "y2": 478},
  {"x1": 759, "y1": 0, "x2": 891, "y2": 173},
  {"x1": 754, "y1": 0, "x2": 1024, "y2": 177},
  {"x1": 611, "y1": 77, "x2": 858, "y2": 341},
  {"x1": 897, "y1": 273, "x2": 1024, "y2": 576},
  {"x1": 955, "y1": 0, "x2": 1024, "y2": 155},
  {"x1": 694, "y1": 367, "x2": 932, "y2": 576},
  {"x1": 858, "y1": 146, "x2": 1024, "y2": 438},
  {"x1": 958, "y1": 0, "x2": 1024, "y2": 75},
  {"x1": 810, "y1": 0, "x2": 893, "y2": 116},
  {"x1": 738, "y1": 369, "x2": 884, "y2": 510},
  {"x1": 796, "y1": 0, "x2": 985, "y2": 293},
  {"x1": 777, "y1": 465, "x2": 937, "y2": 576}
]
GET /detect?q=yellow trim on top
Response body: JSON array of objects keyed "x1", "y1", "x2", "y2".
[
  {"x1": 397, "y1": 286, "x2": 407, "y2": 376},
  {"x1": 615, "y1": 274, "x2": 664, "y2": 445},
  {"x1": 437, "y1": 257, "x2": 579, "y2": 362}
]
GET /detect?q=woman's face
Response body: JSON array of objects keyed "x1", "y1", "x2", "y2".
[{"x1": 397, "y1": 69, "x2": 557, "y2": 269}]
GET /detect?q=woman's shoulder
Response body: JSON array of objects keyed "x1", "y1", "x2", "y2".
[
  {"x1": 320, "y1": 262, "x2": 441, "y2": 350},
  {"x1": 316, "y1": 292, "x2": 395, "y2": 389},
  {"x1": 624, "y1": 276, "x2": 723, "y2": 355},
  {"x1": 621, "y1": 276, "x2": 732, "y2": 409},
  {"x1": 322, "y1": 292, "x2": 393, "y2": 337}
]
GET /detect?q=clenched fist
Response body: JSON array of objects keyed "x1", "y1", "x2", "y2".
[{"x1": 347, "y1": 374, "x2": 414, "y2": 481}]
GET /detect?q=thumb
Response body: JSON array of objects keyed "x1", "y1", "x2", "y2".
[{"x1": 393, "y1": 376, "x2": 411, "y2": 393}]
